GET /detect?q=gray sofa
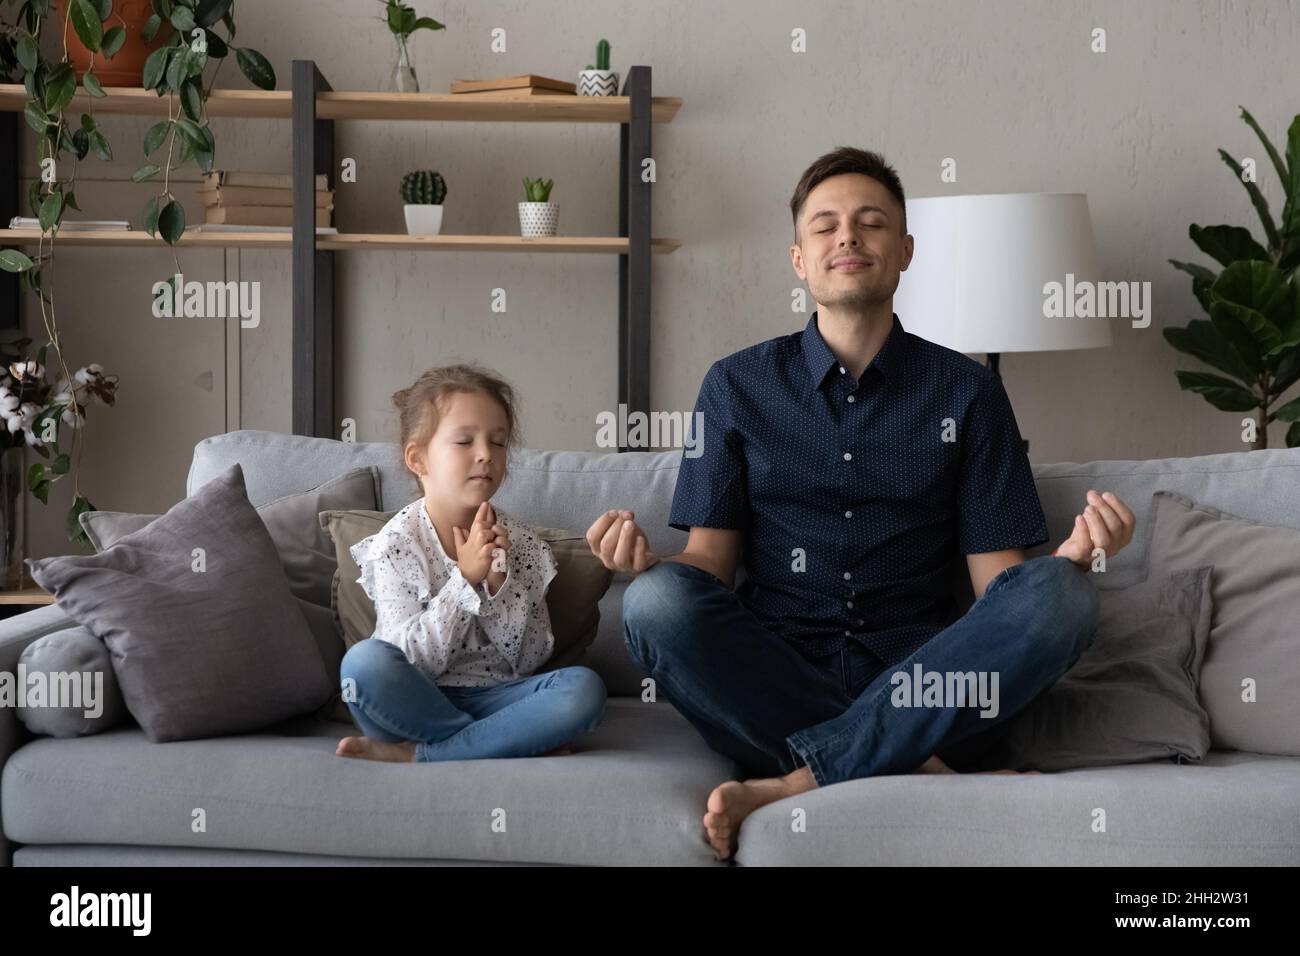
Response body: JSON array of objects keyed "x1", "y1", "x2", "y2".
[{"x1": 2, "y1": 429, "x2": 1299, "y2": 866}]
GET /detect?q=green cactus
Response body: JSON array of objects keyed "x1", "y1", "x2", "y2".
[
  {"x1": 522, "y1": 177, "x2": 554, "y2": 202},
  {"x1": 400, "y1": 170, "x2": 447, "y2": 205},
  {"x1": 596, "y1": 38, "x2": 610, "y2": 71}
]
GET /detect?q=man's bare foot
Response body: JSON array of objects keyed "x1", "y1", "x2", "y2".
[
  {"x1": 336, "y1": 735, "x2": 417, "y2": 762},
  {"x1": 916, "y1": 754, "x2": 958, "y2": 773},
  {"x1": 913, "y1": 753, "x2": 1041, "y2": 775},
  {"x1": 703, "y1": 765, "x2": 819, "y2": 860}
]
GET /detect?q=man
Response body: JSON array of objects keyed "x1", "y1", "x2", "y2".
[{"x1": 584, "y1": 146, "x2": 1135, "y2": 860}]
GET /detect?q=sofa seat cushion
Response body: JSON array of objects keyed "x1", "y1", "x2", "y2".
[
  {"x1": 733, "y1": 751, "x2": 1300, "y2": 866},
  {"x1": 1, "y1": 699, "x2": 735, "y2": 866}
]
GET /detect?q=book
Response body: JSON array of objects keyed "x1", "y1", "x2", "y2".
[
  {"x1": 450, "y1": 88, "x2": 575, "y2": 98},
  {"x1": 204, "y1": 206, "x2": 331, "y2": 227},
  {"x1": 196, "y1": 185, "x2": 334, "y2": 208},
  {"x1": 203, "y1": 171, "x2": 329, "y2": 190},
  {"x1": 450, "y1": 74, "x2": 575, "y2": 94},
  {"x1": 9, "y1": 216, "x2": 130, "y2": 231}
]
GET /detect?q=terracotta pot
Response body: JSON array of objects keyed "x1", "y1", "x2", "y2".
[{"x1": 61, "y1": 0, "x2": 172, "y2": 87}]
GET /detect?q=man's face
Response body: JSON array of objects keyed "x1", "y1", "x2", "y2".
[{"x1": 790, "y1": 173, "x2": 913, "y2": 312}]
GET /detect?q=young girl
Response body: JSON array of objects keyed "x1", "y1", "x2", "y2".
[{"x1": 336, "y1": 363, "x2": 607, "y2": 763}]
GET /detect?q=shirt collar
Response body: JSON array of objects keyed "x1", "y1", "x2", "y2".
[{"x1": 801, "y1": 309, "x2": 907, "y2": 389}]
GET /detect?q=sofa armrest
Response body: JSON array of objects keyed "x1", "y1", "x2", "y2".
[{"x1": 0, "y1": 604, "x2": 75, "y2": 867}]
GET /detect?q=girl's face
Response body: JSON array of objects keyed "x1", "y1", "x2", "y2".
[{"x1": 408, "y1": 390, "x2": 509, "y2": 509}]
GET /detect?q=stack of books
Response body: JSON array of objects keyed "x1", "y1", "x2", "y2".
[
  {"x1": 198, "y1": 171, "x2": 333, "y2": 227},
  {"x1": 449, "y1": 74, "x2": 576, "y2": 98}
]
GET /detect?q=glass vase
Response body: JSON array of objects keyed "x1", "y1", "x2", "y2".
[
  {"x1": 388, "y1": 35, "x2": 420, "y2": 93},
  {"x1": 0, "y1": 444, "x2": 24, "y2": 591}
]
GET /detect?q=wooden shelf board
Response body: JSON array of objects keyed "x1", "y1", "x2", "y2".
[
  {"x1": 317, "y1": 234, "x2": 682, "y2": 253},
  {"x1": 0, "y1": 586, "x2": 53, "y2": 605},
  {"x1": 0, "y1": 227, "x2": 295, "y2": 248},
  {"x1": 0, "y1": 228, "x2": 681, "y2": 253},
  {"x1": 0, "y1": 85, "x2": 682, "y2": 123}
]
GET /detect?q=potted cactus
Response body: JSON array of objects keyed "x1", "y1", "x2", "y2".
[
  {"x1": 577, "y1": 38, "x2": 618, "y2": 96},
  {"x1": 519, "y1": 177, "x2": 557, "y2": 237},
  {"x1": 401, "y1": 170, "x2": 447, "y2": 235}
]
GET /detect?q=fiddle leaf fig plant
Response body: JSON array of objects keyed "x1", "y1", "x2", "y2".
[{"x1": 1165, "y1": 106, "x2": 1300, "y2": 449}]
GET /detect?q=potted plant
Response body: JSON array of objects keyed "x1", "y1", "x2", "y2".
[
  {"x1": 0, "y1": 343, "x2": 118, "y2": 586},
  {"x1": 577, "y1": 38, "x2": 617, "y2": 96},
  {"x1": 58, "y1": 0, "x2": 171, "y2": 87},
  {"x1": 0, "y1": 0, "x2": 271, "y2": 556},
  {"x1": 401, "y1": 169, "x2": 446, "y2": 235},
  {"x1": 519, "y1": 177, "x2": 557, "y2": 237},
  {"x1": 1164, "y1": 106, "x2": 1300, "y2": 450},
  {"x1": 380, "y1": 0, "x2": 445, "y2": 92}
]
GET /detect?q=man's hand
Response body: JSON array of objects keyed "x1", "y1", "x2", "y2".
[
  {"x1": 453, "y1": 501, "x2": 511, "y2": 587},
  {"x1": 1053, "y1": 489, "x2": 1135, "y2": 568},
  {"x1": 586, "y1": 509, "x2": 660, "y2": 574}
]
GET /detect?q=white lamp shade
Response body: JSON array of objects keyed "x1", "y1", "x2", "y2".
[{"x1": 891, "y1": 193, "x2": 1114, "y2": 355}]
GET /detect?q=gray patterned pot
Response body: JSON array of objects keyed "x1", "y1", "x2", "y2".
[
  {"x1": 518, "y1": 201, "x2": 559, "y2": 237},
  {"x1": 577, "y1": 68, "x2": 619, "y2": 96}
]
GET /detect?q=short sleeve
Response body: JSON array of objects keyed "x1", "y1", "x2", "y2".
[
  {"x1": 668, "y1": 362, "x2": 748, "y2": 532},
  {"x1": 957, "y1": 374, "x2": 1050, "y2": 554}
]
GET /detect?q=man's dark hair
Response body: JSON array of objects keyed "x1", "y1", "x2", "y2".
[{"x1": 789, "y1": 146, "x2": 906, "y2": 244}]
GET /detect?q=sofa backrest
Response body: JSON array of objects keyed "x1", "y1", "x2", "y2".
[{"x1": 190, "y1": 430, "x2": 1300, "y2": 694}]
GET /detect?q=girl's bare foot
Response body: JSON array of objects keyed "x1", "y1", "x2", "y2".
[{"x1": 336, "y1": 735, "x2": 417, "y2": 762}]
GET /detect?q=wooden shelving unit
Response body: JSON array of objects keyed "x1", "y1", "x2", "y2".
[{"x1": 0, "y1": 64, "x2": 680, "y2": 444}]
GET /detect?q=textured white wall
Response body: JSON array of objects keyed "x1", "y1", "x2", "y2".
[{"x1": 21, "y1": 0, "x2": 1300, "y2": 558}]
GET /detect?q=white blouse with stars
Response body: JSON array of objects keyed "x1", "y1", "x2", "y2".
[{"x1": 350, "y1": 499, "x2": 559, "y2": 687}]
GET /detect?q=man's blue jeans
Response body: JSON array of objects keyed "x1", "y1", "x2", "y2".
[
  {"x1": 339, "y1": 639, "x2": 607, "y2": 762},
  {"x1": 622, "y1": 555, "x2": 1100, "y2": 786}
]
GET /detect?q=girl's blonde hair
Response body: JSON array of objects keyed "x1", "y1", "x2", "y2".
[{"x1": 393, "y1": 364, "x2": 521, "y2": 480}]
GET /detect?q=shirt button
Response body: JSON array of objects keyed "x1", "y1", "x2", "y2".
[
  {"x1": 847, "y1": 601, "x2": 854, "y2": 609},
  {"x1": 844, "y1": 630, "x2": 851, "y2": 636},
  {"x1": 843, "y1": 452, "x2": 852, "y2": 461},
  {"x1": 846, "y1": 395, "x2": 855, "y2": 403},
  {"x1": 843, "y1": 572, "x2": 851, "y2": 580},
  {"x1": 839, "y1": 366, "x2": 846, "y2": 374},
  {"x1": 844, "y1": 510, "x2": 852, "y2": 518}
]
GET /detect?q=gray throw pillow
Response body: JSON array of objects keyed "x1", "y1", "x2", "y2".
[
  {"x1": 78, "y1": 465, "x2": 381, "y2": 608},
  {"x1": 940, "y1": 564, "x2": 1214, "y2": 772},
  {"x1": 1136, "y1": 490, "x2": 1300, "y2": 755},
  {"x1": 77, "y1": 465, "x2": 380, "y2": 719},
  {"x1": 26, "y1": 462, "x2": 334, "y2": 743},
  {"x1": 15, "y1": 626, "x2": 129, "y2": 737}
]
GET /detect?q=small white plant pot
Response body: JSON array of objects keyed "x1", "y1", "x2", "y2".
[
  {"x1": 518, "y1": 201, "x2": 559, "y2": 237},
  {"x1": 577, "y1": 68, "x2": 619, "y2": 96},
  {"x1": 403, "y1": 204, "x2": 444, "y2": 235}
]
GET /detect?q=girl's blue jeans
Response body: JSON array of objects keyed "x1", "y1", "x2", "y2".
[
  {"x1": 338, "y1": 638, "x2": 607, "y2": 762},
  {"x1": 622, "y1": 554, "x2": 1100, "y2": 786}
]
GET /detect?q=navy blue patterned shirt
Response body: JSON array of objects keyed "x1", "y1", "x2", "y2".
[{"x1": 668, "y1": 310, "x2": 1050, "y2": 665}]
